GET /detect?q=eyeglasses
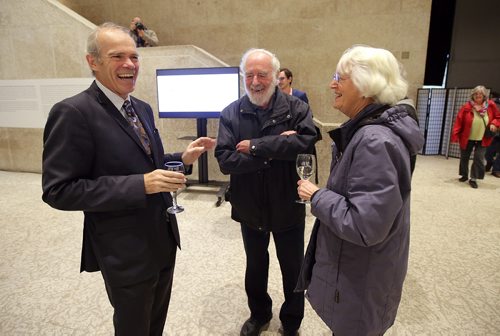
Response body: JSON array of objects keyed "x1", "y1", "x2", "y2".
[
  {"x1": 245, "y1": 72, "x2": 269, "y2": 80},
  {"x1": 332, "y1": 73, "x2": 343, "y2": 82}
]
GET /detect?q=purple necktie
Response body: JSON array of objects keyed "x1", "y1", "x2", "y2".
[{"x1": 123, "y1": 100, "x2": 151, "y2": 155}]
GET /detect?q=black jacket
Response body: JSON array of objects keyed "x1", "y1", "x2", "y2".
[
  {"x1": 215, "y1": 88, "x2": 317, "y2": 232},
  {"x1": 42, "y1": 82, "x2": 181, "y2": 287}
]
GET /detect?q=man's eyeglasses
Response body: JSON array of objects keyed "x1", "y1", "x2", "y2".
[{"x1": 245, "y1": 72, "x2": 269, "y2": 80}]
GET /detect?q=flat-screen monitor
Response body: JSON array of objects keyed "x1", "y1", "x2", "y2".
[{"x1": 156, "y1": 66, "x2": 240, "y2": 118}]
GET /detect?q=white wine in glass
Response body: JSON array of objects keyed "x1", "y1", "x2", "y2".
[
  {"x1": 296, "y1": 154, "x2": 316, "y2": 204},
  {"x1": 164, "y1": 161, "x2": 185, "y2": 214}
]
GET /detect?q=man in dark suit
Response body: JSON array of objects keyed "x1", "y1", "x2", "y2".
[
  {"x1": 42, "y1": 22, "x2": 215, "y2": 336},
  {"x1": 278, "y1": 68, "x2": 309, "y2": 104}
]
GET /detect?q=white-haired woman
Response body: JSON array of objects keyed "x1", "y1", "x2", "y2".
[
  {"x1": 295, "y1": 45, "x2": 424, "y2": 336},
  {"x1": 451, "y1": 85, "x2": 500, "y2": 188}
]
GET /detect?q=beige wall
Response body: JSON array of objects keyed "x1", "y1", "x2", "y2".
[
  {"x1": 58, "y1": 0, "x2": 432, "y2": 123},
  {"x1": 0, "y1": 0, "x2": 94, "y2": 173}
]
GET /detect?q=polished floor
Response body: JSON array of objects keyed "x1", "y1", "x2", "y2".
[{"x1": 0, "y1": 155, "x2": 499, "y2": 335}]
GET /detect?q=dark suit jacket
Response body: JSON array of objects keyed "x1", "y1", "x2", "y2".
[
  {"x1": 42, "y1": 81, "x2": 181, "y2": 287},
  {"x1": 292, "y1": 89, "x2": 309, "y2": 104}
]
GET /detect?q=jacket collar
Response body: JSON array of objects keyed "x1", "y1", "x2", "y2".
[
  {"x1": 239, "y1": 87, "x2": 291, "y2": 117},
  {"x1": 329, "y1": 103, "x2": 388, "y2": 153}
]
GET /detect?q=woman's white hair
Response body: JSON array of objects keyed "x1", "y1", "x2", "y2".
[
  {"x1": 336, "y1": 45, "x2": 408, "y2": 105},
  {"x1": 470, "y1": 85, "x2": 488, "y2": 102}
]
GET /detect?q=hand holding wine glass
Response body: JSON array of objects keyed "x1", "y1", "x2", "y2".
[
  {"x1": 296, "y1": 154, "x2": 316, "y2": 204},
  {"x1": 164, "y1": 161, "x2": 185, "y2": 214}
]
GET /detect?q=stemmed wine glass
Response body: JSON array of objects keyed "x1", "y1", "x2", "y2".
[
  {"x1": 296, "y1": 154, "x2": 316, "y2": 204},
  {"x1": 164, "y1": 161, "x2": 185, "y2": 214}
]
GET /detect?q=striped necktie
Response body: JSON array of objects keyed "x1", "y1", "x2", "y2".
[{"x1": 123, "y1": 100, "x2": 151, "y2": 155}]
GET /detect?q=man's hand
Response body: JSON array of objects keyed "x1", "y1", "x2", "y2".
[
  {"x1": 297, "y1": 179, "x2": 320, "y2": 202},
  {"x1": 181, "y1": 137, "x2": 216, "y2": 165},
  {"x1": 144, "y1": 169, "x2": 186, "y2": 194},
  {"x1": 236, "y1": 140, "x2": 251, "y2": 154},
  {"x1": 236, "y1": 130, "x2": 295, "y2": 154}
]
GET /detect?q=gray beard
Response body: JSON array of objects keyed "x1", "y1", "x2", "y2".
[{"x1": 246, "y1": 85, "x2": 276, "y2": 107}]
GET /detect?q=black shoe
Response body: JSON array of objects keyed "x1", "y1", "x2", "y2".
[
  {"x1": 485, "y1": 162, "x2": 492, "y2": 172},
  {"x1": 279, "y1": 325, "x2": 300, "y2": 336},
  {"x1": 459, "y1": 176, "x2": 468, "y2": 182},
  {"x1": 240, "y1": 317, "x2": 271, "y2": 336},
  {"x1": 469, "y1": 180, "x2": 478, "y2": 189}
]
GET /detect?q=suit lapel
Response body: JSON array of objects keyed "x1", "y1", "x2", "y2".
[{"x1": 91, "y1": 83, "x2": 153, "y2": 161}]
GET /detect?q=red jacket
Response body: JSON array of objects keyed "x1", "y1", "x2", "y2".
[{"x1": 451, "y1": 99, "x2": 500, "y2": 150}]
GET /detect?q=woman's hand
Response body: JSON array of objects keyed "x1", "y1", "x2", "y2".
[{"x1": 297, "y1": 179, "x2": 320, "y2": 202}]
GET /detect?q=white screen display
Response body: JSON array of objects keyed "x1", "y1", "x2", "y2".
[{"x1": 156, "y1": 67, "x2": 240, "y2": 118}]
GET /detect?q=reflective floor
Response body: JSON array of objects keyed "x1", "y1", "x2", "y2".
[{"x1": 0, "y1": 155, "x2": 499, "y2": 335}]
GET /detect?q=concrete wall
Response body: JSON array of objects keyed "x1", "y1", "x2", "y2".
[
  {"x1": 0, "y1": 0, "x2": 94, "y2": 173},
  {"x1": 0, "y1": 0, "x2": 230, "y2": 183},
  {"x1": 57, "y1": 0, "x2": 432, "y2": 124},
  {"x1": 0, "y1": 0, "x2": 433, "y2": 187}
]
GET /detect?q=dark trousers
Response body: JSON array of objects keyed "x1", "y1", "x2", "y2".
[
  {"x1": 240, "y1": 222, "x2": 305, "y2": 331},
  {"x1": 459, "y1": 140, "x2": 486, "y2": 180},
  {"x1": 103, "y1": 248, "x2": 177, "y2": 336},
  {"x1": 485, "y1": 136, "x2": 500, "y2": 172}
]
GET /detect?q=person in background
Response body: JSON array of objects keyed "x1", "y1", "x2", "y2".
[
  {"x1": 295, "y1": 45, "x2": 424, "y2": 335},
  {"x1": 485, "y1": 95, "x2": 500, "y2": 177},
  {"x1": 42, "y1": 22, "x2": 215, "y2": 335},
  {"x1": 129, "y1": 16, "x2": 159, "y2": 47},
  {"x1": 215, "y1": 48, "x2": 317, "y2": 336},
  {"x1": 278, "y1": 67, "x2": 309, "y2": 104},
  {"x1": 278, "y1": 67, "x2": 322, "y2": 183},
  {"x1": 451, "y1": 85, "x2": 500, "y2": 188}
]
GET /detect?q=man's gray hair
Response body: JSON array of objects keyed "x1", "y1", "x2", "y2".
[
  {"x1": 239, "y1": 48, "x2": 281, "y2": 77},
  {"x1": 87, "y1": 22, "x2": 130, "y2": 60}
]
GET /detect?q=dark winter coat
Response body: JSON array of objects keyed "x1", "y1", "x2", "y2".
[{"x1": 215, "y1": 88, "x2": 317, "y2": 232}]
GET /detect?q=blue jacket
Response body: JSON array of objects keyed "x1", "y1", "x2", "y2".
[
  {"x1": 292, "y1": 88, "x2": 309, "y2": 104},
  {"x1": 296, "y1": 103, "x2": 424, "y2": 335},
  {"x1": 215, "y1": 88, "x2": 317, "y2": 231}
]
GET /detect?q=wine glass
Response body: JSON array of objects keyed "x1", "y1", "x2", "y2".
[
  {"x1": 164, "y1": 161, "x2": 185, "y2": 214},
  {"x1": 296, "y1": 154, "x2": 316, "y2": 204}
]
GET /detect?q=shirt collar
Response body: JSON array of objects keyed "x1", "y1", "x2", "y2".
[{"x1": 95, "y1": 80, "x2": 130, "y2": 112}]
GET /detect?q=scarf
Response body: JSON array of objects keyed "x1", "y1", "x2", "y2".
[{"x1": 471, "y1": 100, "x2": 488, "y2": 117}]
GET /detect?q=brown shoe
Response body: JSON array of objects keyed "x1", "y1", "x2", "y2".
[{"x1": 492, "y1": 171, "x2": 500, "y2": 178}]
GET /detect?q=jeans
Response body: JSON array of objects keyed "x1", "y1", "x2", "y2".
[{"x1": 459, "y1": 140, "x2": 486, "y2": 180}]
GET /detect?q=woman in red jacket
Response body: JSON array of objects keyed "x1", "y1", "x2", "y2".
[{"x1": 452, "y1": 85, "x2": 500, "y2": 188}]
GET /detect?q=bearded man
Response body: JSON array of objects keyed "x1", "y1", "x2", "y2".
[{"x1": 215, "y1": 48, "x2": 317, "y2": 336}]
